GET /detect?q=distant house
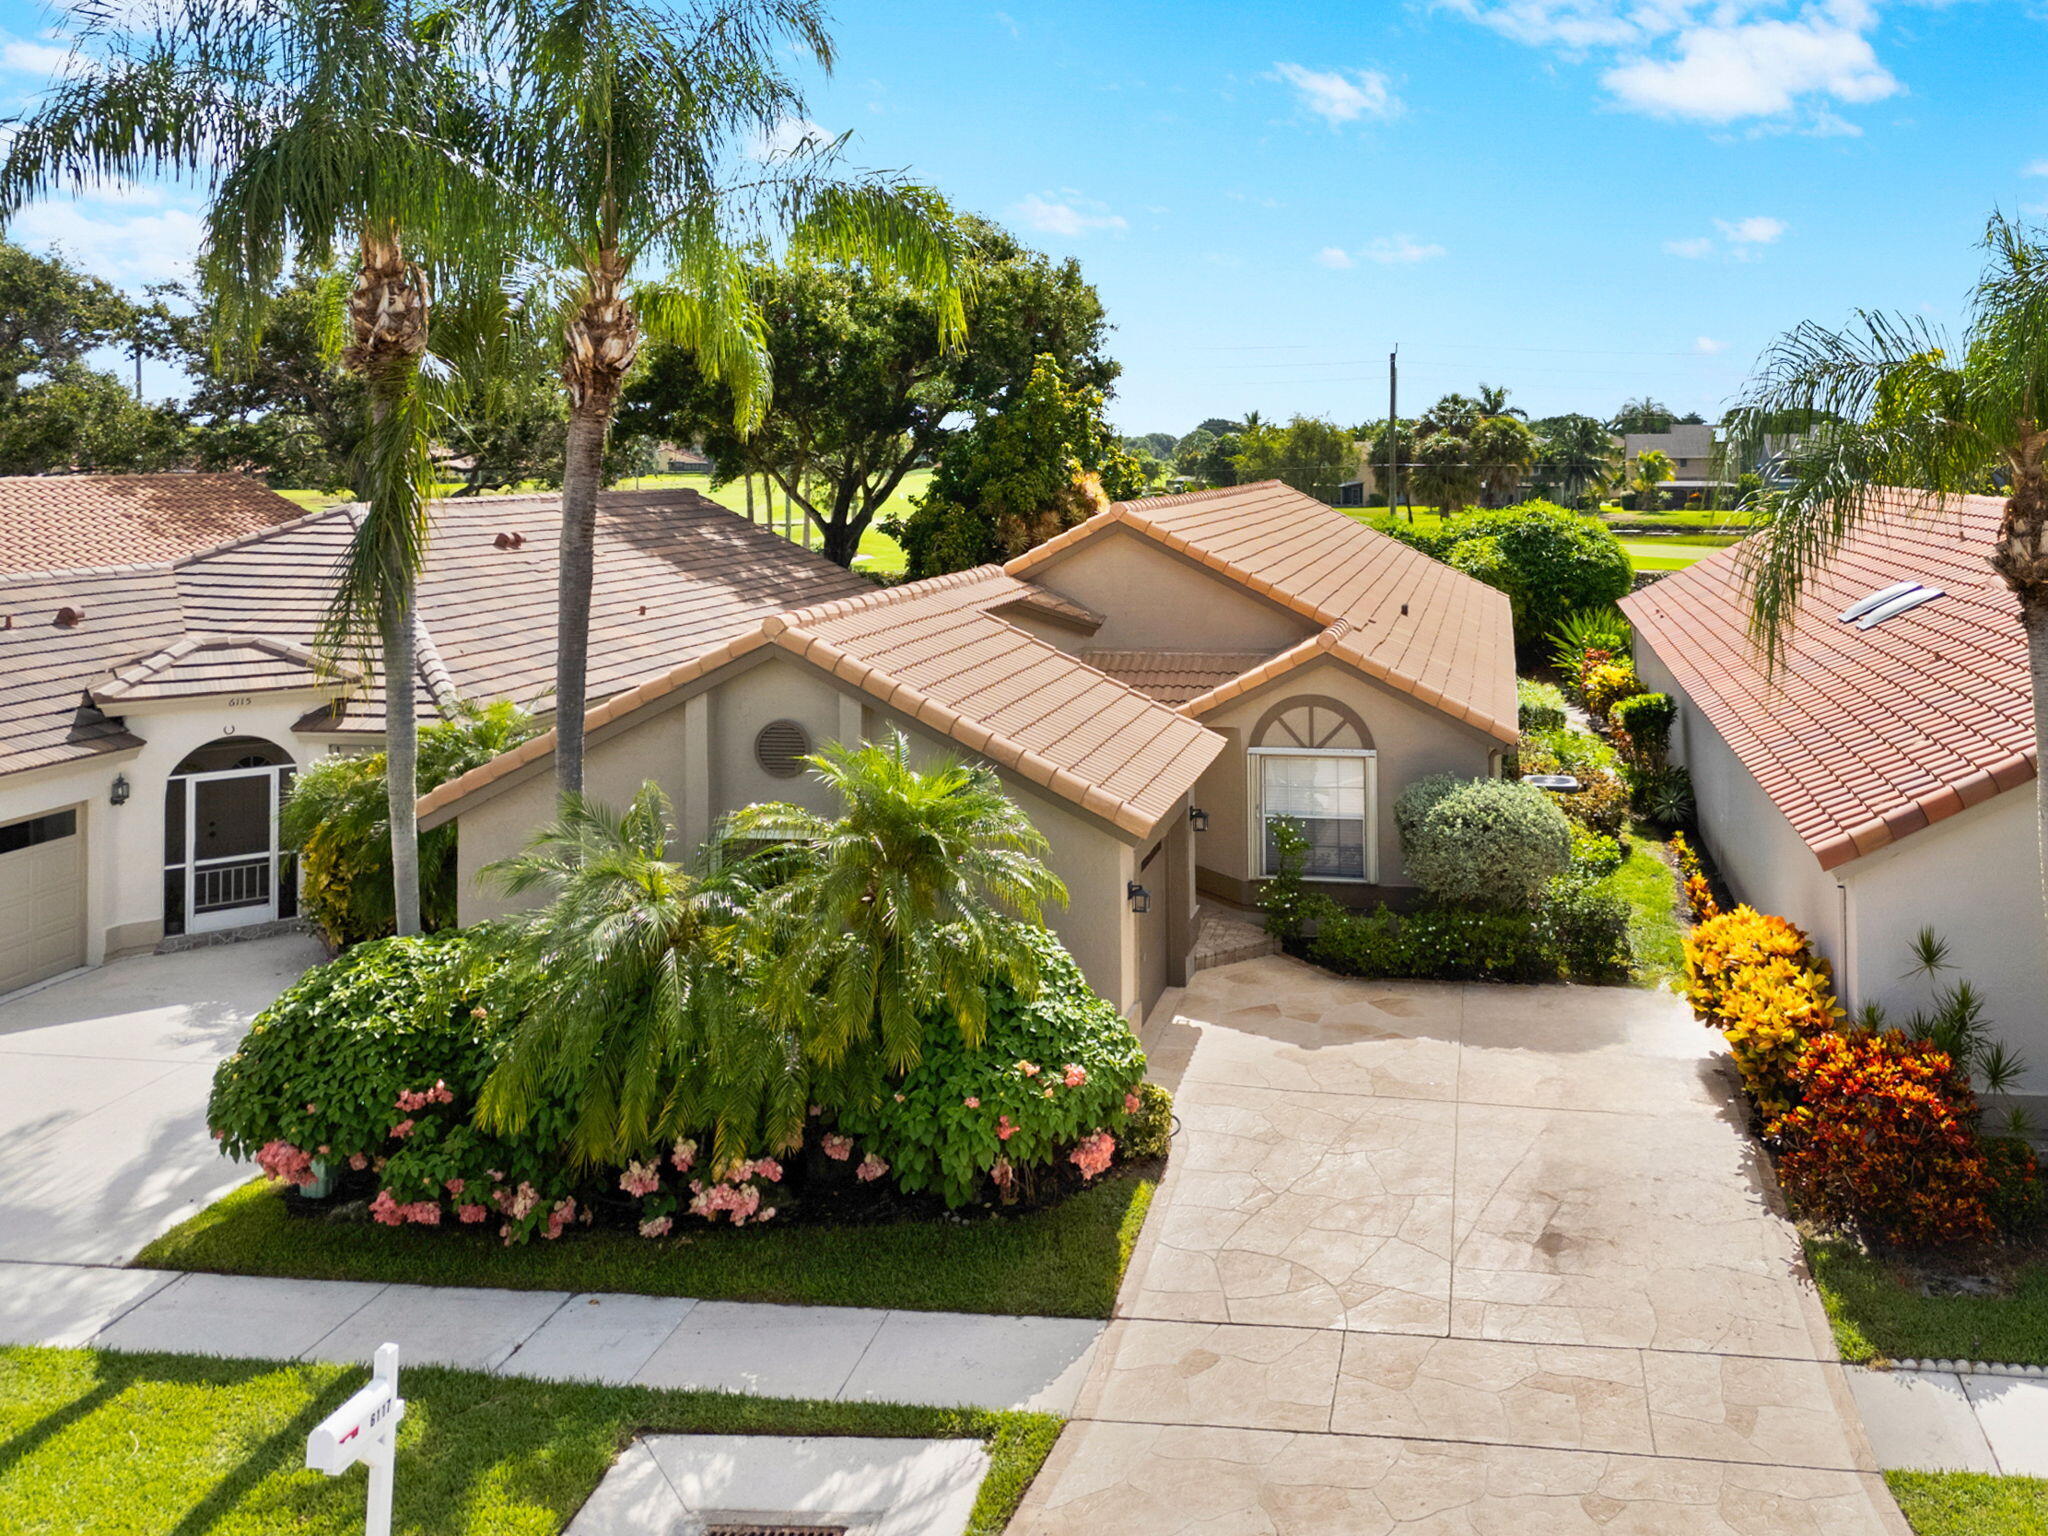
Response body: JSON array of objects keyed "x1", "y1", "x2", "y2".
[
  {"x1": 424, "y1": 481, "x2": 1518, "y2": 1021},
  {"x1": 659, "y1": 444, "x2": 711, "y2": 475},
  {"x1": 1621, "y1": 489, "x2": 2048, "y2": 1101},
  {"x1": 0, "y1": 478, "x2": 869, "y2": 997},
  {"x1": 1621, "y1": 425, "x2": 1723, "y2": 504}
]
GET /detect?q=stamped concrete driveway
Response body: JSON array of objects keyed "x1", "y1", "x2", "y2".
[
  {"x1": 1013, "y1": 955, "x2": 1909, "y2": 1535},
  {"x1": 0, "y1": 934, "x2": 324, "y2": 1265}
]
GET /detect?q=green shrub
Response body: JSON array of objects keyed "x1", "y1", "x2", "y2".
[
  {"x1": 1542, "y1": 883, "x2": 1634, "y2": 980},
  {"x1": 832, "y1": 928, "x2": 1147, "y2": 1207},
  {"x1": 1581, "y1": 659, "x2": 1644, "y2": 722},
  {"x1": 1546, "y1": 605, "x2": 1633, "y2": 694},
  {"x1": 1567, "y1": 829, "x2": 1624, "y2": 881},
  {"x1": 1610, "y1": 691, "x2": 1675, "y2": 767},
  {"x1": 1516, "y1": 679, "x2": 1567, "y2": 734},
  {"x1": 1440, "y1": 502, "x2": 1633, "y2": 646},
  {"x1": 1121, "y1": 1082, "x2": 1175, "y2": 1160},
  {"x1": 1553, "y1": 771, "x2": 1630, "y2": 836},
  {"x1": 1257, "y1": 817, "x2": 1340, "y2": 940},
  {"x1": 1630, "y1": 764, "x2": 1696, "y2": 828},
  {"x1": 1310, "y1": 905, "x2": 1562, "y2": 982},
  {"x1": 1395, "y1": 774, "x2": 1572, "y2": 913},
  {"x1": 1985, "y1": 1136, "x2": 2046, "y2": 1237},
  {"x1": 1307, "y1": 907, "x2": 1414, "y2": 977}
]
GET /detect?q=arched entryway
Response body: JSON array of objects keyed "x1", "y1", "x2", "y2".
[{"x1": 163, "y1": 736, "x2": 297, "y2": 937}]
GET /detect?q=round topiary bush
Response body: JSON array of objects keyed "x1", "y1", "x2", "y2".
[
  {"x1": 1442, "y1": 501, "x2": 1633, "y2": 646},
  {"x1": 1395, "y1": 774, "x2": 1572, "y2": 912}
]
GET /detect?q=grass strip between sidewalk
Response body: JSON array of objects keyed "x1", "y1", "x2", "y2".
[
  {"x1": 1806, "y1": 1237, "x2": 2048, "y2": 1367},
  {"x1": 1888, "y1": 1471, "x2": 2048, "y2": 1536},
  {"x1": 0, "y1": 1345, "x2": 1057, "y2": 1536},
  {"x1": 137, "y1": 1171, "x2": 1154, "y2": 1320}
]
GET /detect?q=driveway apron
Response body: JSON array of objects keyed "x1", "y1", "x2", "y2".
[{"x1": 1012, "y1": 955, "x2": 1909, "y2": 1535}]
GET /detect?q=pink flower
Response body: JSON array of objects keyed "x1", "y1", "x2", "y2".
[
  {"x1": 996, "y1": 1115, "x2": 1018, "y2": 1142},
  {"x1": 1017, "y1": 1060, "x2": 1040, "y2": 1078},
  {"x1": 750, "y1": 1157, "x2": 784, "y2": 1183},
  {"x1": 349, "y1": 1153, "x2": 369, "y2": 1172},
  {"x1": 305, "y1": 1103, "x2": 318, "y2": 1114},
  {"x1": 456, "y1": 1203, "x2": 488, "y2": 1224},
  {"x1": 963, "y1": 1097, "x2": 980, "y2": 1109},
  {"x1": 255, "y1": 1140, "x2": 316, "y2": 1187},
  {"x1": 670, "y1": 1138, "x2": 697, "y2": 1172},
  {"x1": 390, "y1": 1118, "x2": 416, "y2": 1139},
  {"x1": 369, "y1": 1190, "x2": 404, "y2": 1226},
  {"x1": 444, "y1": 1177, "x2": 465, "y2": 1195},
  {"x1": 856, "y1": 1153, "x2": 889, "y2": 1183},
  {"x1": 1063, "y1": 1064, "x2": 1087, "y2": 1088},
  {"x1": 758, "y1": 1205, "x2": 778, "y2": 1222},
  {"x1": 822, "y1": 1133, "x2": 854, "y2": 1161},
  {"x1": 1042, "y1": 1087, "x2": 1055, "y2": 1099},
  {"x1": 1124, "y1": 1092, "x2": 1142, "y2": 1115},
  {"x1": 317, "y1": 1144, "x2": 331, "y2": 1155},
  {"x1": 619, "y1": 1160, "x2": 662, "y2": 1197},
  {"x1": 688, "y1": 1180, "x2": 763, "y2": 1225},
  {"x1": 638, "y1": 1215, "x2": 673, "y2": 1238},
  {"x1": 431, "y1": 1079, "x2": 454, "y2": 1105},
  {"x1": 991, "y1": 1157, "x2": 1015, "y2": 1190},
  {"x1": 1070, "y1": 1131, "x2": 1116, "y2": 1181},
  {"x1": 893, "y1": 1093, "x2": 906, "y2": 1103}
]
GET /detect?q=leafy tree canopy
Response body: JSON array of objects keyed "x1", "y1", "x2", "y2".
[
  {"x1": 0, "y1": 362, "x2": 190, "y2": 474},
  {"x1": 1231, "y1": 414, "x2": 1356, "y2": 502},
  {"x1": 891, "y1": 353, "x2": 1144, "y2": 576},
  {"x1": 621, "y1": 215, "x2": 1115, "y2": 567},
  {"x1": 0, "y1": 237, "x2": 138, "y2": 400}
]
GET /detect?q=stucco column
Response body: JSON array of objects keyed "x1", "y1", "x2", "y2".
[
  {"x1": 680, "y1": 693, "x2": 711, "y2": 850},
  {"x1": 1166, "y1": 802, "x2": 1196, "y2": 988}
]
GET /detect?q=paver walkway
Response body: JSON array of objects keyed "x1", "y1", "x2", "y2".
[
  {"x1": 1011, "y1": 955, "x2": 1911, "y2": 1535},
  {"x1": 0, "y1": 1259, "x2": 1101, "y2": 1412}
]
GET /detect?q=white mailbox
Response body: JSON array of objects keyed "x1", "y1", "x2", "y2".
[{"x1": 307, "y1": 1342, "x2": 406, "y2": 1536}]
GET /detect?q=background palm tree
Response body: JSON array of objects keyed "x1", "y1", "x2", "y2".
[
  {"x1": 2, "y1": 0, "x2": 500, "y2": 933},
  {"x1": 1724, "y1": 211, "x2": 2047, "y2": 921},
  {"x1": 473, "y1": 783, "x2": 771, "y2": 1167},
  {"x1": 1630, "y1": 447, "x2": 1675, "y2": 510},
  {"x1": 485, "y1": 0, "x2": 966, "y2": 797},
  {"x1": 1475, "y1": 382, "x2": 1527, "y2": 421},
  {"x1": 726, "y1": 734, "x2": 1067, "y2": 1096},
  {"x1": 1537, "y1": 414, "x2": 1620, "y2": 508},
  {"x1": 1472, "y1": 413, "x2": 1537, "y2": 507}
]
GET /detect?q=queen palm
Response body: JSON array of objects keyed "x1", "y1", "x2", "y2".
[
  {"x1": 1724, "y1": 211, "x2": 2048, "y2": 923},
  {"x1": 1538, "y1": 414, "x2": 1620, "y2": 508},
  {"x1": 1630, "y1": 447, "x2": 1675, "y2": 511},
  {"x1": 1, "y1": 0, "x2": 500, "y2": 933},
  {"x1": 486, "y1": 0, "x2": 965, "y2": 797},
  {"x1": 726, "y1": 734, "x2": 1067, "y2": 1097}
]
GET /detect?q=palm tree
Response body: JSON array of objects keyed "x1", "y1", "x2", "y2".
[
  {"x1": 485, "y1": 0, "x2": 965, "y2": 797},
  {"x1": 472, "y1": 783, "x2": 777, "y2": 1167},
  {"x1": 1631, "y1": 448, "x2": 1675, "y2": 511},
  {"x1": 1472, "y1": 413, "x2": 1537, "y2": 507},
  {"x1": 725, "y1": 734, "x2": 1067, "y2": 1094},
  {"x1": 1611, "y1": 396, "x2": 1676, "y2": 434},
  {"x1": 1537, "y1": 414, "x2": 1621, "y2": 508},
  {"x1": 1, "y1": 0, "x2": 499, "y2": 934},
  {"x1": 1475, "y1": 382, "x2": 1527, "y2": 421},
  {"x1": 1725, "y1": 211, "x2": 2048, "y2": 923},
  {"x1": 1410, "y1": 431, "x2": 1480, "y2": 515}
]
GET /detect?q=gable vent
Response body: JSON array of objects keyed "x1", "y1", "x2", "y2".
[
  {"x1": 1838, "y1": 580, "x2": 1944, "y2": 630},
  {"x1": 754, "y1": 719, "x2": 811, "y2": 779}
]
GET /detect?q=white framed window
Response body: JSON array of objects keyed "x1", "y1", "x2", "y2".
[{"x1": 1250, "y1": 747, "x2": 1377, "y2": 884}]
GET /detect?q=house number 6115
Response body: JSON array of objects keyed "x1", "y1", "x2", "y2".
[{"x1": 226, "y1": 696, "x2": 252, "y2": 707}]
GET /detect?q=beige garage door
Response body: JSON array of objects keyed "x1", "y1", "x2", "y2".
[{"x1": 0, "y1": 807, "x2": 86, "y2": 996}]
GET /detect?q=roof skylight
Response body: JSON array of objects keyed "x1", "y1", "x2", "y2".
[{"x1": 1838, "y1": 581, "x2": 1944, "y2": 630}]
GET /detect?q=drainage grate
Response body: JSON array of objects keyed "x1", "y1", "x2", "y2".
[{"x1": 703, "y1": 1526, "x2": 847, "y2": 1536}]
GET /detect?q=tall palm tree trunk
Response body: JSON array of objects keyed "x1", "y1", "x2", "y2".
[
  {"x1": 342, "y1": 227, "x2": 432, "y2": 936},
  {"x1": 1991, "y1": 435, "x2": 2048, "y2": 938},
  {"x1": 555, "y1": 250, "x2": 639, "y2": 797}
]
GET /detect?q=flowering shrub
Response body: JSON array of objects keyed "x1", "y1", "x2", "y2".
[
  {"x1": 1715, "y1": 957, "x2": 1843, "y2": 1117},
  {"x1": 1581, "y1": 660, "x2": 1644, "y2": 724},
  {"x1": 1120, "y1": 1082, "x2": 1175, "y2": 1160},
  {"x1": 1682, "y1": 906, "x2": 1816, "y2": 1025},
  {"x1": 1395, "y1": 775, "x2": 1573, "y2": 913},
  {"x1": 1771, "y1": 1031, "x2": 1998, "y2": 1250},
  {"x1": 832, "y1": 927, "x2": 1146, "y2": 1206},
  {"x1": 1669, "y1": 832, "x2": 1718, "y2": 922}
]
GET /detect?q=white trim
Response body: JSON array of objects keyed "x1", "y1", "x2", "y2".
[
  {"x1": 1247, "y1": 747, "x2": 1379, "y2": 884},
  {"x1": 173, "y1": 765, "x2": 283, "y2": 934}
]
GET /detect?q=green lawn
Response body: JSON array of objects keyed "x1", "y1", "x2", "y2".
[
  {"x1": 138, "y1": 1171, "x2": 1154, "y2": 1320},
  {"x1": 1804, "y1": 1237, "x2": 2048, "y2": 1366},
  {"x1": 1889, "y1": 1471, "x2": 2048, "y2": 1536},
  {"x1": 1617, "y1": 538, "x2": 1729, "y2": 571},
  {"x1": 1601, "y1": 825, "x2": 1687, "y2": 987},
  {"x1": 0, "y1": 1346, "x2": 1058, "y2": 1536}
]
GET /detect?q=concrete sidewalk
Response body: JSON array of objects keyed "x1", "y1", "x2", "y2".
[
  {"x1": 1849, "y1": 1364, "x2": 2048, "y2": 1477},
  {"x1": 0, "y1": 1259, "x2": 1102, "y2": 1413}
]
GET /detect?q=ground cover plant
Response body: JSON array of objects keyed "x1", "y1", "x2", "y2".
[{"x1": 0, "y1": 1346, "x2": 1059, "y2": 1536}]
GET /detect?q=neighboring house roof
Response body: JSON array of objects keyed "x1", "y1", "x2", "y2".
[
  {"x1": 0, "y1": 487, "x2": 870, "y2": 780},
  {"x1": 1622, "y1": 426, "x2": 1716, "y2": 463},
  {"x1": 419, "y1": 566, "x2": 1228, "y2": 839},
  {"x1": 1006, "y1": 481, "x2": 1519, "y2": 742},
  {"x1": 1619, "y1": 489, "x2": 2032, "y2": 870},
  {"x1": 0, "y1": 472, "x2": 304, "y2": 575}
]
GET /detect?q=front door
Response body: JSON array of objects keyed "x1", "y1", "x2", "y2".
[{"x1": 185, "y1": 768, "x2": 279, "y2": 933}]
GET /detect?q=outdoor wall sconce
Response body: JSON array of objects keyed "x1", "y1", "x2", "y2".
[
  {"x1": 1126, "y1": 881, "x2": 1151, "y2": 915},
  {"x1": 1188, "y1": 805, "x2": 1210, "y2": 832},
  {"x1": 109, "y1": 772, "x2": 131, "y2": 806}
]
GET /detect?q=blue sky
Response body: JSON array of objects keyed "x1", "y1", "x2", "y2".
[{"x1": 3, "y1": 0, "x2": 2045, "y2": 432}]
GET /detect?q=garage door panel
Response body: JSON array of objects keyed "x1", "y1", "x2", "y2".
[{"x1": 0, "y1": 808, "x2": 86, "y2": 996}]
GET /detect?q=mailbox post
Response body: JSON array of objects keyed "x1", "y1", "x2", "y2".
[{"x1": 307, "y1": 1343, "x2": 406, "y2": 1536}]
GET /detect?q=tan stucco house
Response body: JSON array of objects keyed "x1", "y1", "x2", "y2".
[
  {"x1": 1622, "y1": 489, "x2": 2048, "y2": 1097},
  {"x1": 423, "y1": 480, "x2": 1518, "y2": 1020}
]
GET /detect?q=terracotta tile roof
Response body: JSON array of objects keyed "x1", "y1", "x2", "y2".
[
  {"x1": 0, "y1": 487, "x2": 871, "y2": 779},
  {"x1": 992, "y1": 585, "x2": 1105, "y2": 634},
  {"x1": 1619, "y1": 489, "x2": 2031, "y2": 870},
  {"x1": 1082, "y1": 650, "x2": 1274, "y2": 705},
  {"x1": 95, "y1": 634, "x2": 355, "y2": 703},
  {"x1": 420, "y1": 566, "x2": 1228, "y2": 839},
  {"x1": 1006, "y1": 480, "x2": 1519, "y2": 742},
  {"x1": 0, "y1": 473, "x2": 304, "y2": 575}
]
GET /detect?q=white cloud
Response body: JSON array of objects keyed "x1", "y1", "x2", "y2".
[
  {"x1": 1, "y1": 34, "x2": 81, "y2": 77},
  {"x1": 1315, "y1": 246, "x2": 1355, "y2": 269},
  {"x1": 2025, "y1": 158, "x2": 2048, "y2": 178},
  {"x1": 1446, "y1": 1, "x2": 1901, "y2": 129},
  {"x1": 1011, "y1": 192, "x2": 1127, "y2": 238},
  {"x1": 1663, "y1": 236, "x2": 1715, "y2": 259},
  {"x1": 1270, "y1": 62, "x2": 1402, "y2": 125},
  {"x1": 1695, "y1": 336, "x2": 1727, "y2": 354},
  {"x1": 7, "y1": 200, "x2": 203, "y2": 285},
  {"x1": 1360, "y1": 234, "x2": 1445, "y2": 265},
  {"x1": 746, "y1": 116, "x2": 834, "y2": 162},
  {"x1": 1714, "y1": 215, "x2": 1786, "y2": 245}
]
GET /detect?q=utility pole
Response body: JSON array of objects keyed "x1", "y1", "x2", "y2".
[
  {"x1": 133, "y1": 336, "x2": 143, "y2": 400},
  {"x1": 1385, "y1": 346, "x2": 1401, "y2": 522}
]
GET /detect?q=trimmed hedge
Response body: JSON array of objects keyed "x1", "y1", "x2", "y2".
[{"x1": 1395, "y1": 774, "x2": 1572, "y2": 913}]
